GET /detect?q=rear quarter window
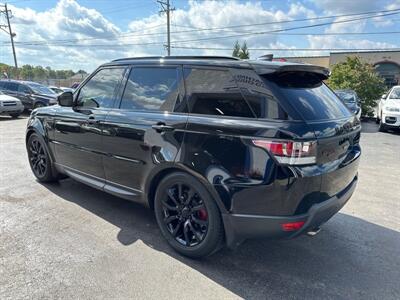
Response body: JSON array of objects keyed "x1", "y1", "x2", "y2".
[
  {"x1": 264, "y1": 72, "x2": 352, "y2": 121},
  {"x1": 183, "y1": 68, "x2": 255, "y2": 118}
]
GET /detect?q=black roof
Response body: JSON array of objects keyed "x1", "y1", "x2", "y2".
[
  {"x1": 0, "y1": 79, "x2": 42, "y2": 85},
  {"x1": 112, "y1": 56, "x2": 240, "y2": 62},
  {"x1": 103, "y1": 56, "x2": 330, "y2": 78}
]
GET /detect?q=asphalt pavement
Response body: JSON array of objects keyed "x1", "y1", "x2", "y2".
[{"x1": 0, "y1": 116, "x2": 399, "y2": 299}]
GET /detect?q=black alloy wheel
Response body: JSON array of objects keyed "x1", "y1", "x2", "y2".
[
  {"x1": 162, "y1": 182, "x2": 209, "y2": 247},
  {"x1": 34, "y1": 102, "x2": 45, "y2": 109},
  {"x1": 154, "y1": 172, "x2": 224, "y2": 258},
  {"x1": 27, "y1": 134, "x2": 57, "y2": 182}
]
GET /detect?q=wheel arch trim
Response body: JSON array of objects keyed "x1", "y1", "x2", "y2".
[{"x1": 145, "y1": 163, "x2": 228, "y2": 214}]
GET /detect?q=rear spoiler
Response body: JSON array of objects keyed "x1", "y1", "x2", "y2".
[{"x1": 250, "y1": 63, "x2": 330, "y2": 80}]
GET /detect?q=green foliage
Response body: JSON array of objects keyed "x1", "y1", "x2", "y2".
[
  {"x1": 232, "y1": 40, "x2": 250, "y2": 59},
  {"x1": 232, "y1": 41, "x2": 241, "y2": 58},
  {"x1": 0, "y1": 63, "x2": 87, "y2": 81},
  {"x1": 328, "y1": 56, "x2": 385, "y2": 117}
]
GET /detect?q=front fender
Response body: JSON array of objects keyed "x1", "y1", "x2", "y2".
[{"x1": 26, "y1": 107, "x2": 57, "y2": 162}]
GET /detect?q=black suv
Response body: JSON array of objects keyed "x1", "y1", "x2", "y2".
[
  {"x1": 26, "y1": 56, "x2": 361, "y2": 258},
  {"x1": 0, "y1": 80, "x2": 57, "y2": 110}
]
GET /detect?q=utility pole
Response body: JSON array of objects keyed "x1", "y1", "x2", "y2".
[
  {"x1": 157, "y1": 0, "x2": 174, "y2": 56},
  {"x1": 0, "y1": 3, "x2": 18, "y2": 68}
]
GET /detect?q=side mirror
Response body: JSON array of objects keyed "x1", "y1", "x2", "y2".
[
  {"x1": 381, "y1": 94, "x2": 387, "y2": 100},
  {"x1": 57, "y1": 91, "x2": 74, "y2": 107}
]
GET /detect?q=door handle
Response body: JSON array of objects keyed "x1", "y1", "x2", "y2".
[
  {"x1": 152, "y1": 123, "x2": 175, "y2": 132},
  {"x1": 86, "y1": 115, "x2": 100, "y2": 125}
]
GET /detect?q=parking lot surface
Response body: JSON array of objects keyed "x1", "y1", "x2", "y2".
[{"x1": 1, "y1": 116, "x2": 399, "y2": 299}]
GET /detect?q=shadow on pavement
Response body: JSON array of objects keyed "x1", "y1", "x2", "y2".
[
  {"x1": 0, "y1": 111, "x2": 30, "y2": 122},
  {"x1": 42, "y1": 178, "x2": 400, "y2": 299},
  {"x1": 361, "y1": 119, "x2": 400, "y2": 135}
]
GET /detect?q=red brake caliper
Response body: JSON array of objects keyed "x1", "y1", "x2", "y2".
[{"x1": 198, "y1": 208, "x2": 208, "y2": 220}]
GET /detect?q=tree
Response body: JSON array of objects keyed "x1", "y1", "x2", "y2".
[
  {"x1": 232, "y1": 40, "x2": 250, "y2": 59},
  {"x1": 239, "y1": 42, "x2": 250, "y2": 59},
  {"x1": 232, "y1": 41, "x2": 241, "y2": 58},
  {"x1": 328, "y1": 56, "x2": 385, "y2": 117},
  {"x1": 0, "y1": 62, "x2": 87, "y2": 81}
]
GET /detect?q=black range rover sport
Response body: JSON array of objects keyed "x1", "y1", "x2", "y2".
[{"x1": 26, "y1": 56, "x2": 361, "y2": 258}]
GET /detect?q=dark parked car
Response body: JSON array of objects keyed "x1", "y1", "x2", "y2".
[
  {"x1": 0, "y1": 80, "x2": 57, "y2": 110},
  {"x1": 25, "y1": 56, "x2": 361, "y2": 258},
  {"x1": 335, "y1": 89, "x2": 362, "y2": 119}
]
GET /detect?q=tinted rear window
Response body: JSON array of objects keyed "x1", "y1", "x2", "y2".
[
  {"x1": 264, "y1": 72, "x2": 352, "y2": 121},
  {"x1": 184, "y1": 68, "x2": 254, "y2": 118}
]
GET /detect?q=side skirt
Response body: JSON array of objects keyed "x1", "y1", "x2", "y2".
[{"x1": 55, "y1": 163, "x2": 144, "y2": 203}]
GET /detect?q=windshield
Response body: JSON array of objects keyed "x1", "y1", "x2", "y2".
[
  {"x1": 26, "y1": 83, "x2": 56, "y2": 95},
  {"x1": 389, "y1": 88, "x2": 400, "y2": 99},
  {"x1": 335, "y1": 91, "x2": 357, "y2": 103}
]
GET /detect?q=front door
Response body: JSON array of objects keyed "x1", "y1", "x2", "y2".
[
  {"x1": 17, "y1": 84, "x2": 34, "y2": 109},
  {"x1": 102, "y1": 65, "x2": 187, "y2": 201},
  {"x1": 53, "y1": 67, "x2": 127, "y2": 184}
]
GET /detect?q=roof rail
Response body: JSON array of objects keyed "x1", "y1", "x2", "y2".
[{"x1": 112, "y1": 56, "x2": 240, "y2": 62}]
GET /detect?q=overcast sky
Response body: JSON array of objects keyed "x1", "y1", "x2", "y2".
[{"x1": 1, "y1": 0, "x2": 399, "y2": 72}]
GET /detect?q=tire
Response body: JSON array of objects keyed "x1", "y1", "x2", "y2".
[
  {"x1": 33, "y1": 102, "x2": 45, "y2": 109},
  {"x1": 378, "y1": 119, "x2": 387, "y2": 132},
  {"x1": 27, "y1": 133, "x2": 58, "y2": 182},
  {"x1": 154, "y1": 172, "x2": 224, "y2": 258},
  {"x1": 9, "y1": 113, "x2": 20, "y2": 118}
]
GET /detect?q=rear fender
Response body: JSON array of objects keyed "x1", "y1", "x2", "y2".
[{"x1": 145, "y1": 162, "x2": 229, "y2": 214}]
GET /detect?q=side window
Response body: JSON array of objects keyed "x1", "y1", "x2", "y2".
[
  {"x1": 245, "y1": 93, "x2": 289, "y2": 120},
  {"x1": 77, "y1": 68, "x2": 125, "y2": 108},
  {"x1": 183, "y1": 68, "x2": 254, "y2": 118},
  {"x1": 232, "y1": 69, "x2": 289, "y2": 120},
  {"x1": 120, "y1": 67, "x2": 179, "y2": 111},
  {"x1": 0, "y1": 81, "x2": 5, "y2": 89},
  {"x1": 5, "y1": 82, "x2": 18, "y2": 91},
  {"x1": 18, "y1": 84, "x2": 31, "y2": 94}
]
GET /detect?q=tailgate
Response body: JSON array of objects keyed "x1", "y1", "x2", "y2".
[{"x1": 312, "y1": 116, "x2": 361, "y2": 197}]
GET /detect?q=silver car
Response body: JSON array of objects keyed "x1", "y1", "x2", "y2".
[{"x1": 0, "y1": 91, "x2": 24, "y2": 118}]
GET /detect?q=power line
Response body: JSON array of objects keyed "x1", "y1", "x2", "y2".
[
  {"x1": 172, "y1": 7, "x2": 400, "y2": 31},
  {"x1": 168, "y1": 10, "x2": 400, "y2": 45},
  {"x1": 171, "y1": 46, "x2": 400, "y2": 52},
  {"x1": 4, "y1": 30, "x2": 400, "y2": 47},
  {"x1": 2, "y1": 7, "x2": 400, "y2": 46},
  {"x1": 2, "y1": 24, "x2": 166, "y2": 45}
]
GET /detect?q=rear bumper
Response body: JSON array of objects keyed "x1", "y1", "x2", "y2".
[{"x1": 222, "y1": 175, "x2": 358, "y2": 248}]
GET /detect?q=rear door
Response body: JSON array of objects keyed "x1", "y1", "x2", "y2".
[
  {"x1": 102, "y1": 65, "x2": 187, "y2": 200},
  {"x1": 264, "y1": 71, "x2": 361, "y2": 198},
  {"x1": 17, "y1": 84, "x2": 33, "y2": 109}
]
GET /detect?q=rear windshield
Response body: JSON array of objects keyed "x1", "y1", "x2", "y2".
[{"x1": 264, "y1": 72, "x2": 352, "y2": 121}]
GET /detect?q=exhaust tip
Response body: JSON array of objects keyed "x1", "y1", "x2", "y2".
[{"x1": 306, "y1": 227, "x2": 321, "y2": 237}]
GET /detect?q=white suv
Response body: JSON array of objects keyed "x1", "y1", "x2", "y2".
[{"x1": 377, "y1": 85, "x2": 400, "y2": 132}]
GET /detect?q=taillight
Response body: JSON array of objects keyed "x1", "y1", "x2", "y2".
[
  {"x1": 252, "y1": 140, "x2": 317, "y2": 165},
  {"x1": 281, "y1": 221, "x2": 305, "y2": 231}
]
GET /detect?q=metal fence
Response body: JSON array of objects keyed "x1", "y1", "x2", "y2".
[{"x1": 18, "y1": 75, "x2": 87, "y2": 88}]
